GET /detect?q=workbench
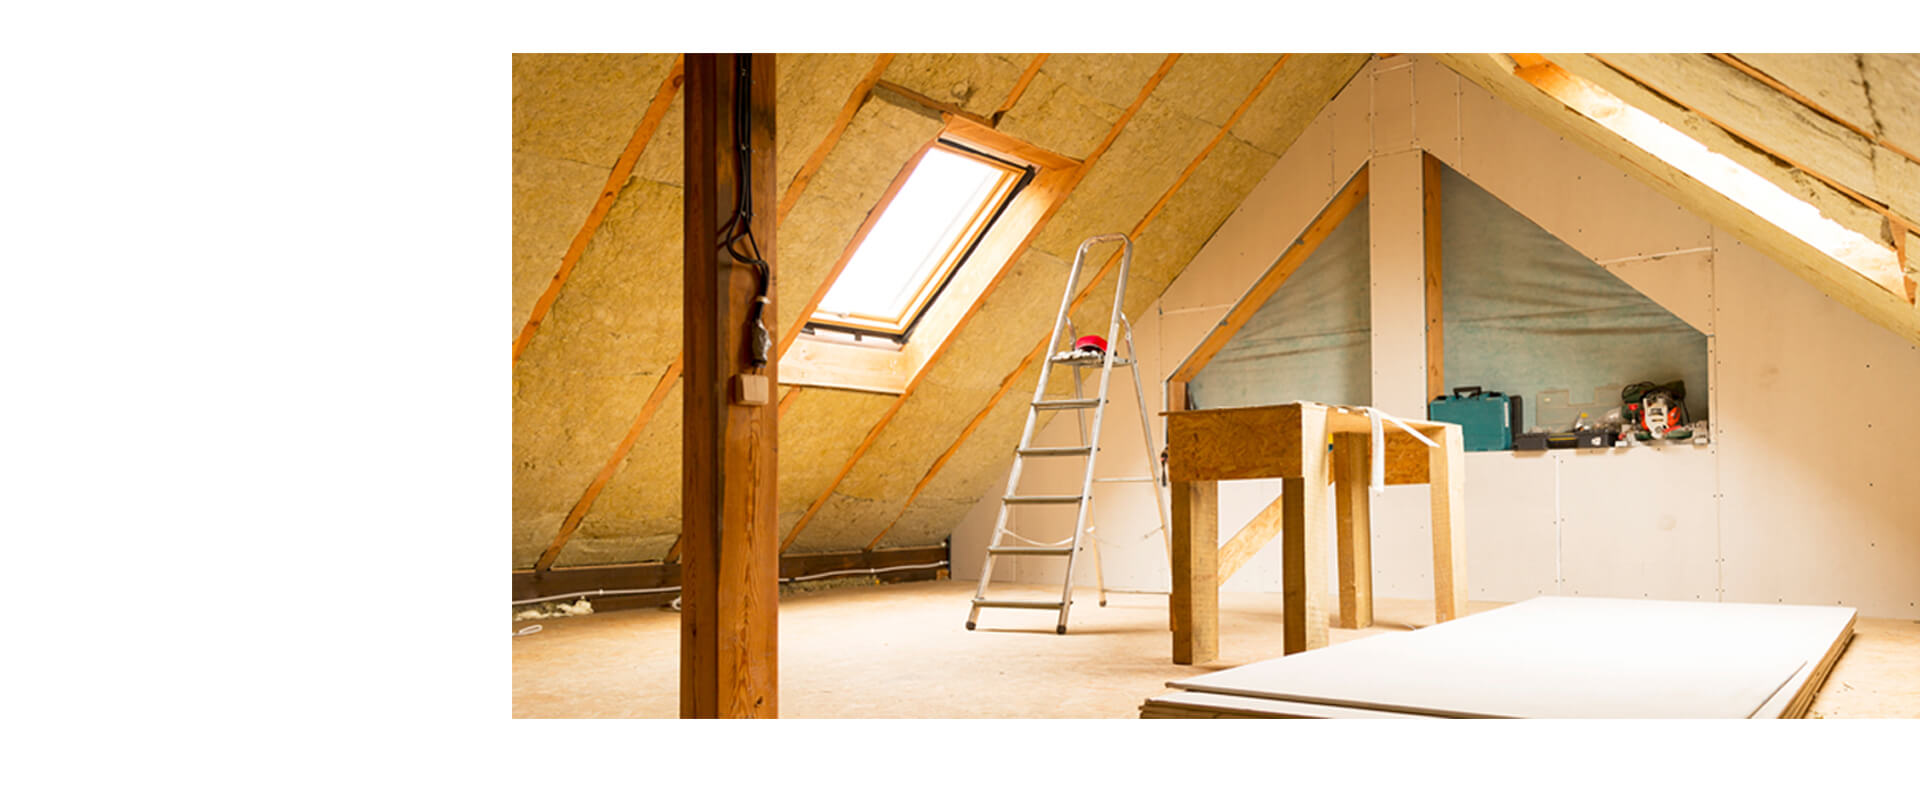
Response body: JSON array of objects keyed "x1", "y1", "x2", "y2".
[{"x1": 1162, "y1": 401, "x2": 1466, "y2": 664}]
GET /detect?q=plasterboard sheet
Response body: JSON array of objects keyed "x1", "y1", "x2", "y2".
[
  {"x1": 1328, "y1": 75, "x2": 1372, "y2": 183},
  {"x1": 1168, "y1": 596, "x2": 1841, "y2": 718},
  {"x1": 1604, "y1": 250, "x2": 1715, "y2": 335},
  {"x1": 1462, "y1": 452, "x2": 1559, "y2": 602},
  {"x1": 1142, "y1": 691, "x2": 1431, "y2": 719},
  {"x1": 1410, "y1": 56, "x2": 1461, "y2": 165},
  {"x1": 1368, "y1": 149, "x2": 1427, "y2": 419},
  {"x1": 1452, "y1": 74, "x2": 1711, "y2": 265},
  {"x1": 1712, "y1": 238, "x2": 1920, "y2": 619},
  {"x1": 1365, "y1": 485, "x2": 1433, "y2": 601},
  {"x1": 1369, "y1": 59, "x2": 1415, "y2": 156},
  {"x1": 1558, "y1": 446, "x2": 1719, "y2": 602}
]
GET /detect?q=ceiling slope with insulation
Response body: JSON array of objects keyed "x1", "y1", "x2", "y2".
[{"x1": 511, "y1": 53, "x2": 1369, "y2": 568}]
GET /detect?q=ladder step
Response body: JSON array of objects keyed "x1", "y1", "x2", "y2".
[
  {"x1": 1033, "y1": 398, "x2": 1100, "y2": 410},
  {"x1": 972, "y1": 599, "x2": 1066, "y2": 610},
  {"x1": 1017, "y1": 446, "x2": 1092, "y2": 457},
  {"x1": 1051, "y1": 353, "x2": 1133, "y2": 367},
  {"x1": 1003, "y1": 494, "x2": 1083, "y2": 505},
  {"x1": 988, "y1": 545, "x2": 1075, "y2": 555}
]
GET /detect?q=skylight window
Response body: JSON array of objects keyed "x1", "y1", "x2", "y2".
[{"x1": 810, "y1": 142, "x2": 1029, "y2": 340}]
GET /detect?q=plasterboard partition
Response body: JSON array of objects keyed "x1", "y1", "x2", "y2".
[
  {"x1": 1713, "y1": 236, "x2": 1920, "y2": 618},
  {"x1": 960, "y1": 55, "x2": 1920, "y2": 620}
]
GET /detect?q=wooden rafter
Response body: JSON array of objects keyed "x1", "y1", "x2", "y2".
[
  {"x1": 1711, "y1": 53, "x2": 1920, "y2": 165},
  {"x1": 1580, "y1": 54, "x2": 1920, "y2": 237},
  {"x1": 873, "y1": 79, "x2": 995, "y2": 128},
  {"x1": 1168, "y1": 165, "x2": 1371, "y2": 385},
  {"x1": 864, "y1": 54, "x2": 1295, "y2": 552},
  {"x1": 782, "y1": 54, "x2": 1183, "y2": 554},
  {"x1": 994, "y1": 54, "x2": 1050, "y2": 121},
  {"x1": 513, "y1": 56, "x2": 685, "y2": 364}
]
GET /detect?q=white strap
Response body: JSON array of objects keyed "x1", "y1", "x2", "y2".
[{"x1": 1348, "y1": 406, "x2": 1440, "y2": 495}]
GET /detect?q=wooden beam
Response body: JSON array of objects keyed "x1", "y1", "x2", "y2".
[
  {"x1": 1428, "y1": 423, "x2": 1467, "y2": 623},
  {"x1": 1333, "y1": 433, "x2": 1373, "y2": 629},
  {"x1": 1216, "y1": 493, "x2": 1283, "y2": 583},
  {"x1": 1170, "y1": 478, "x2": 1218, "y2": 665},
  {"x1": 1423, "y1": 152, "x2": 1444, "y2": 402},
  {"x1": 1281, "y1": 405, "x2": 1330, "y2": 655},
  {"x1": 1169, "y1": 165, "x2": 1370, "y2": 383},
  {"x1": 873, "y1": 79, "x2": 996, "y2": 128},
  {"x1": 993, "y1": 54, "x2": 1050, "y2": 121},
  {"x1": 785, "y1": 55, "x2": 1182, "y2": 554},
  {"x1": 866, "y1": 55, "x2": 1290, "y2": 550},
  {"x1": 513, "y1": 56, "x2": 685, "y2": 364},
  {"x1": 533, "y1": 354, "x2": 684, "y2": 574},
  {"x1": 680, "y1": 53, "x2": 778, "y2": 719}
]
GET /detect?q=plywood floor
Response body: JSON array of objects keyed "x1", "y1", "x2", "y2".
[{"x1": 511, "y1": 580, "x2": 1920, "y2": 718}]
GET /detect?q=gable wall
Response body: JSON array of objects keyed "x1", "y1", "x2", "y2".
[{"x1": 957, "y1": 56, "x2": 1920, "y2": 621}]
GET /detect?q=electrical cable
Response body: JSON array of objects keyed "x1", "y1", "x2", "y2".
[
  {"x1": 510, "y1": 560, "x2": 951, "y2": 607},
  {"x1": 715, "y1": 53, "x2": 773, "y2": 367}
]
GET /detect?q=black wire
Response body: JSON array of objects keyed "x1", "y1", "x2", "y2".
[{"x1": 716, "y1": 53, "x2": 773, "y2": 367}]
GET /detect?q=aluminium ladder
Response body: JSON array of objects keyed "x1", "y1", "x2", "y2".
[{"x1": 966, "y1": 233, "x2": 1172, "y2": 635}]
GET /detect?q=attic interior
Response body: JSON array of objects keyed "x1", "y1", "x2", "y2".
[{"x1": 511, "y1": 52, "x2": 1920, "y2": 719}]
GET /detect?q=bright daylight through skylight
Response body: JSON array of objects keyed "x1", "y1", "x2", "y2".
[{"x1": 813, "y1": 147, "x2": 1018, "y2": 334}]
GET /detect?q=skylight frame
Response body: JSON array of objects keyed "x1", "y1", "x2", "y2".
[{"x1": 806, "y1": 140, "x2": 1033, "y2": 341}]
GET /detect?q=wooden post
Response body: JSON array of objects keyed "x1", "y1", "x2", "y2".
[
  {"x1": 1333, "y1": 432, "x2": 1373, "y2": 629},
  {"x1": 1423, "y1": 152, "x2": 1445, "y2": 402},
  {"x1": 1170, "y1": 478, "x2": 1218, "y2": 665},
  {"x1": 681, "y1": 53, "x2": 778, "y2": 718},
  {"x1": 1282, "y1": 405, "x2": 1330, "y2": 654},
  {"x1": 1429, "y1": 424, "x2": 1468, "y2": 623}
]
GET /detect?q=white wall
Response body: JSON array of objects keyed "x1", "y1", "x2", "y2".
[{"x1": 952, "y1": 56, "x2": 1920, "y2": 621}]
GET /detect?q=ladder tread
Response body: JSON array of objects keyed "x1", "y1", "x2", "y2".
[
  {"x1": 1050, "y1": 353, "x2": 1134, "y2": 367},
  {"x1": 971, "y1": 599, "x2": 1066, "y2": 610},
  {"x1": 1003, "y1": 494, "x2": 1084, "y2": 505},
  {"x1": 1017, "y1": 446, "x2": 1093, "y2": 457},
  {"x1": 987, "y1": 545, "x2": 1075, "y2": 555},
  {"x1": 1032, "y1": 398, "x2": 1101, "y2": 410}
]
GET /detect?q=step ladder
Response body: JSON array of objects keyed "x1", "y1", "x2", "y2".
[{"x1": 966, "y1": 233, "x2": 1172, "y2": 635}]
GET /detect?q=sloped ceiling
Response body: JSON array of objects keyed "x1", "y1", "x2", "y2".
[
  {"x1": 512, "y1": 53, "x2": 1369, "y2": 569},
  {"x1": 513, "y1": 53, "x2": 1920, "y2": 573},
  {"x1": 1438, "y1": 53, "x2": 1920, "y2": 344}
]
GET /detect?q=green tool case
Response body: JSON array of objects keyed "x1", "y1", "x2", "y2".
[{"x1": 1427, "y1": 386, "x2": 1521, "y2": 452}]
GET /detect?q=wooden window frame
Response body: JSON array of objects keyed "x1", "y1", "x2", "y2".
[
  {"x1": 782, "y1": 117, "x2": 1081, "y2": 395},
  {"x1": 807, "y1": 141, "x2": 1031, "y2": 339}
]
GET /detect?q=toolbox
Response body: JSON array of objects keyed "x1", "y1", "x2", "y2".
[{"x1": 1428, "y1": 386, "x2": 1522, "y2": 452}]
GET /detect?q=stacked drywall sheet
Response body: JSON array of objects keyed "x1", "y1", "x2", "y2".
[{"x1": 1140, "y1": 596, "x2": 1855, "y2": 719}]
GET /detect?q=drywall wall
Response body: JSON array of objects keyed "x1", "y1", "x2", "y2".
[{"x1": 959, "y1": 55, "x2": 1920, "y2": 620}]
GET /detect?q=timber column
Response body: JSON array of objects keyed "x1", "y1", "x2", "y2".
[{"x1": 682, "y1": 52, "x2": 778, "y2": 718}]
